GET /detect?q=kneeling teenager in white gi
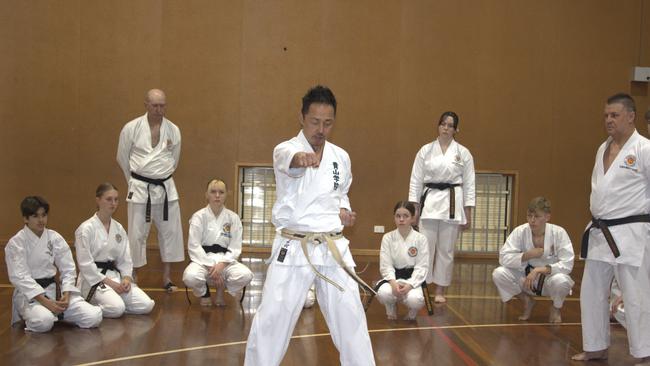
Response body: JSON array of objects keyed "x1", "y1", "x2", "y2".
[
  {"x1": 245, "y1": 86, "x2": 375, "y2": 366},
  {"x1": 75, "y1": 183, "x2": 155, "y2": 318},
  {"x1": 182, "y1": 179, "x2": 253, "y2": 306},
  {"x1": 377, "y1": 201, "x2": 429, "y2": 320},
  {"x1": 492, "y1": 197, "x2": 574, "y2": 323},
  {"x1": 5, "y1": 196, "x2": 103, "y2": 332}
]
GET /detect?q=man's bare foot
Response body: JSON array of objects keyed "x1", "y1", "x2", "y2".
[
  {"x1": 434, "y1": 295, "x2": 447, "y2": 303},
  {"x1": 214, "y1": 289, "x2": 226, "y2": 307},
  {"x1": 200, "y1": 297, "x2": 212, "y2": 307},
  {"x1": 386, "y1": 303, "x2": 397, "y2": 320},
  {"x1": 517, "y1": 293, "x2": 536, "y2": 320},
  {"x1": 549, "y1": 306, "x2": 562, "y2": 323},
  {"x1": 571, "y1": 350, "x2": 608, "y2": 361}
]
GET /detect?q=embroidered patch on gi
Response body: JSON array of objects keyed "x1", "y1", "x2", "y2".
[
  {"x1": 221, "y1": 223, "x2": 232, "y2": 238},
  {"x1": 408, "y1": 246, "x2": 418, "y2": 257},
  {"x1": 277, "y1": 240, "x2": 291, "y2": 263},
  {"x1": 455, "y1": 154, "x2": 461, "y2": 163},
  {"x1": 46, "y1": 240, "x2": 53, "y2": 257},
  {"x1": 115, "y1": 233, "x2": 122, "y2": 243},
  {"x1": 332, "y1": 162, "x2": 340, "y2": 190},
  {"x1": 128, "y1": 192, "x2": 133, "y2": 199},
  {"x1": 620, "y1": 154, "x2": 638, "y2": 172}
]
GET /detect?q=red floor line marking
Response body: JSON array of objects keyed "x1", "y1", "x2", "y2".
[{"x1": 423, "y1": 316, "x2": 478, "y2": 366}]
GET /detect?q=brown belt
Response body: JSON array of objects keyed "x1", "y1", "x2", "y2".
[
  {"x1": 280, "y1": 229, "x2": 376, "y2": 295},
  {"x1": 419, "y1": 182, "x2": 461, "y2": 219}
]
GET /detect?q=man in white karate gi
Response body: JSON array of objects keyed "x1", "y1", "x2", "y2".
[
  {"x1": 244, "y1": 85, "x2": 375, "y2": 366},
  {"x1": 117, "y1": 89, "x2": 184, "y2": 290},
  {"x1": 572, "y1": 93, "x2": 650, "y2": 363}
]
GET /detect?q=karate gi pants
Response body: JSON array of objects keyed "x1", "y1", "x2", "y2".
[
  {"x1": 492, "y1": 266, "x2": 574, "y2": 308},
  {"x1": 244, "y1": 263, "x2": 375, "y2": 366},
  {"x1": 419, "y1": 219, "x2": 459, "y2": 286},
  {"x1": 376, "y1": 282, "x2": 424, "y2": 313},
  {"x1": 128, "y1": 201, "x2": 184, "y2": 267},
  {"x1": 14, "y1": 284, "x2": 102, "y2": 333},
  {"x1": 581, "y1": 259, "x2": 650, "y2": 358},
  {"x1": 89, "y1": 270, "x2": 155, "y2": 318},
  {"x1": 183, "y1": 261, "x2": 253, "y2": 297}
]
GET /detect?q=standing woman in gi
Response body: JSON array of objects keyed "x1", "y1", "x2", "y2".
[
  {"x1": 409, "y1": 111, "x2": 475, "y2": 303},
  {"x1": 75, "y1": 183, "x2": 155, "y2": 318},
  {"x1": 376, "y1": 201, "x2": 429, "y2": 320},
  {"x1": 182, "y1": 179, "x2": 253, "y2": 306}
]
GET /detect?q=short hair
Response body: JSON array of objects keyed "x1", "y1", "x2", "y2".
[
  {"x1": 645, "y1": 109, "x2": 650, "y2": 122},
  {"x1": 606, "y1": 93, "x2": 636, "y2": 113},
  {"x1": 438, "y1": 111, "x2": 459, "y2": 129},
  {"x1": 206, "y1": 179, "x2": 227, "y2": 191},
  {"x1": 527, "y1": 196, "x2": 551, "y2": 214},
  {"x1": 95, "y1": 182, "x2": 118, "y2": 198},
  {"x1": 21, "y1": 196, "x2": 49, "y2": 218},
  {"x1": 301, "y1": 85, "x2": 337, "y2": 116},
  {"x1": 393, "y1": 200, "x2": 416, "y2": 216}
]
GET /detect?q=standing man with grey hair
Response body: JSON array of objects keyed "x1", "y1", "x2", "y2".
[
  {"x1": 117, "y1": 89, "x2": 184, "y2": 291},
  {"x1": 573, "y1": 93, "x2": 650, "y2": 363}
]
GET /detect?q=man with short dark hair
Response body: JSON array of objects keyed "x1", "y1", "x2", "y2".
[
  {"x1": 245, "y1": 85, "x2": 375, "y2": 365},
  {"x1": 573, "y1": 93, "x2": 650, "y2": 362}
]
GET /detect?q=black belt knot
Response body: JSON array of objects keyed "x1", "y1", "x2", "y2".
[
  {"x1": 130, "y1": 172, "x2": 173, "y2": 222},
  {"x1": 419, "y1": 182, "x2": 461, "y2": 219},
  {"x1": 35, "y1": 276, "x2": 56, "y2": 289},
  {"x1": 202, "y1": 245, "x2": 231, "y2": 254},
  {"x1": 581, "y1": 214, "x2": 650, "y2": 259},
  {"x1": 86, "y1": 260, "x2": 120, "y2": 302}
]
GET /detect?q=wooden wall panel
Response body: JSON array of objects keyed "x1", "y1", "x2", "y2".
[{"x1": 1, "y1": 0, "x2": 650, "y2": 254}]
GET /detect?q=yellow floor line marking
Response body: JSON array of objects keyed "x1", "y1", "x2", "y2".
[{"x1": 74, "y1": 322, "x2": 583, "y2": 365}]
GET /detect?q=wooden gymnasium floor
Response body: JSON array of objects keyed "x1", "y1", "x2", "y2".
[{"x1": 0, "y1": 253, "x2": 639, "y2": 366}]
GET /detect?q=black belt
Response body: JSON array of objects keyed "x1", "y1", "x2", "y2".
[
  {"x1": 86, "y1": 260, "x2": 120, "y2": 302},
  {"x1": 35, "y1": 276, "x2": 63, "y2": 319},
  {"x1": 202, "y1": 245, "x2": 231, "y2": 254},
  {"x1": 370, "y1": 267, "x2": 433, "y2": 316},
  {"x1": 131, "y1": 172, "x2": 172, "y2": 222},
  {"x1": 580, "y1": 214, "x2": 650, "y2": 258},
  {"x1": 525, "y1": 264, "x2": 545, "y2": 296},
  {"x1": 419, "y1": 183, "x2": 461, "y2": 219}
]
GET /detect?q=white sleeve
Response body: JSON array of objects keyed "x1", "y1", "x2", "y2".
[
  {"x1": 407, "y1": 235, "x2": 429, "y2": 288},
  {"x1": 53, "y1": 233, "x2": 80, "y2": 294},
  {"x1": 408, "y1": 146, "x2": 426, "y2": 203},
  {"x1": 550, "y1": 227, "x2": 574, "y2": 275},
  {"x1": 499, "y1": 228, "x2": 525, "y2": 269},
  {"x1": 462, "y1": 148, "x2": 476, "y2": 207},
  {"x1": 115, "y1": 226, "x2": 134, "y2": 278},
  {"x1": 5, "y1": 239, "x2": 44, "y2": 300},
  {"x1": 273, "y1": 142, "x2": 306, "y2": 178},
  {"x1": 220, "y1": 214, "x2": 242, "y2": 263},
  {"x1": 172, "y1": 126, "x2": 181, "y2": 170},
  {"x1": 187, "y1": 214, "x2": 214, "y2": 267},
  {"x1": 116, "y1": 123, "x2": 133, "y2": 181},
  {"x1": 339, "y1": 153, "x2": 352, "y2": 211},
  {"x1": 379, "y1": 234, "x2": 395, "y2": 281},
  {"x1": 74, "y1": 226, "x2": 105, "y2": 287}
]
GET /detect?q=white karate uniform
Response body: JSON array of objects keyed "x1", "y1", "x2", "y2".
[
  {"x1": 75, "y1": 214, "x2": 155, "y2": 318},
  {"x1": 409, "y1": 139, "x2": 475, "y2": 285},
  {"x1": 492, "y1": 223, "x2": 574, "y2": 308},
  {"x1": 5, "y1": 227, "x2": 102, "y2": 332},
  {"x1": 245, "y1": 131, "x2": 375, "y2": 366},
  {"x1": 182, "y1": 206, "x2": 253, "y2": 297},
  {"x1": 117, "y1": 113, "x2": 184, "y2": 267},
  {"x1": 581, "y1": 130, "x2": 650, "y2": 358},
  {"x1": 610, "y1": 279, "x2": 626, "y2": 328},
  {"x1": 376, "y1": 229, "x2": 429, "y2": 314}
]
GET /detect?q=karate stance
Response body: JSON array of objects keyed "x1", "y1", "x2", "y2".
[
  {"x1": 573, "y1": 93, "x2": 650, "y2": 363},
  {"x1": 376, "y1": 201, "x2": 429, "y2": 320},
  {"x1": 245, "y1": 85, "x2": 375, "y2": 365},
  {"x1": 409, "y1": 111, "x2": 475, "y2": 303},
  {"x1": 492, "y1": 197, "x2": 574, "y2": 323},
  {"x1": 5, "y1": 196, "x2": 102, "y2": 332},
  {"x1": 117, "y1": 89, "x2": 184, "y2": 291},
  {"x1": 182, "y1": 179, "x2": 253, "y2": 306},
  {"x1": 75, "y1": 183, "x2": 155, "y2": 318}
]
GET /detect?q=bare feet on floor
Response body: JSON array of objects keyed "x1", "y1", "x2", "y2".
[
  {"x1": 517, "y1": 293, "x2": 536, "y2": 321},
  {"x1": 548, "y1": 306, "x2": 562, "y2": 323},
  {"x1": 571, "y1": 350, "x2": 608, "y2": 361},
  {"x1": 386, "y1": 304, "x2": 397, "y2": 320},
  {"x1": 434, "y1": 295, "x2": 447, "y2": 303},
  {"x1": 214, "y1": 289, "x2": 226, "y2": 307}
]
